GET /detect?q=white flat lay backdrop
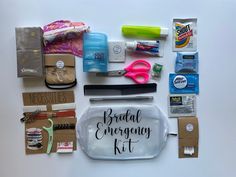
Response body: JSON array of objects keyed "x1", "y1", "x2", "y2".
[{"x1": 0, "y1": 0, "x2": 235, "y2": 177}]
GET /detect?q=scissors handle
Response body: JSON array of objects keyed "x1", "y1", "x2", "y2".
[
  {"x1": 124, "y1": 72, "x2": 149, "y2": 84},
  {"x1": 125, "y1": 59, "x2": 151, "y2": 72}
]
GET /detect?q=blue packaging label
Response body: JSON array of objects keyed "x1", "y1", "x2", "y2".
[
  {"x1": 83, "y1": 32, "x2": 108, "y2": 72},
  {"x1": 175, "y1": 52, "x2": 198, "y2": 73},
  {"x1": 83, "y1": 49, "x2": 108, "y2": 72},
  {"x1": 169, "y1": 74, "x2": 199, "y2": 94}
]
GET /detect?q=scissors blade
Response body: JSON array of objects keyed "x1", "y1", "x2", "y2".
[{"x1": 96, "y1": 70, "x2": 126, "y2": 77}]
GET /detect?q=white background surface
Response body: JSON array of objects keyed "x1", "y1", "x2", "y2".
[{"x1": 0, "y1": 0, "x2": 236, "y2": 177}]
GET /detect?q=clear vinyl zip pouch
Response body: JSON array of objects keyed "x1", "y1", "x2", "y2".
[{"x1": 77, "y1": 104, "x2": 169, "y2": 160}]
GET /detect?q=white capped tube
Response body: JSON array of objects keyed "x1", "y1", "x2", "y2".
[{"x1": 126, "y1": 40, "x2": 164, "y2": 57}]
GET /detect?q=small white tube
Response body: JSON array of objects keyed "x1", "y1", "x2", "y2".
[{"x1": 126, "y1": 40, "x2": 164, "y2": 57}]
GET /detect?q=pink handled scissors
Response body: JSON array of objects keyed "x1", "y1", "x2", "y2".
[{"x1": 96, "y1": 60, "x2": 151, "y2": 84}]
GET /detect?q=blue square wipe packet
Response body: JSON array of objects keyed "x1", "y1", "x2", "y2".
[
  {"x1": 169, "y1": 73, "x2": 199, "y2": 94},
  {"x1": 175, "y1": 52, "x2": 198, "y2": 73}
]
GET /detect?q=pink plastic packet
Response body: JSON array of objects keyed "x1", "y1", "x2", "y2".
[{"x1": 43, "y1": 20, "x2": 89, "y2": 57}]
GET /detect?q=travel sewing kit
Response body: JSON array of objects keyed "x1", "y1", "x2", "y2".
[{"x1": 16, "y1": 18, "x2": 200, "y2": 159}]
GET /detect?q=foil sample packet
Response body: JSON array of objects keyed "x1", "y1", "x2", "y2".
[{"x1": 168, "y1": 94, "x2": 196, "y2": 118}]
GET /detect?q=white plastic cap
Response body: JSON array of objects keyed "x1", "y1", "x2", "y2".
[
  {"x1": 126, "y1": 41, "x2": 137, "y2": 50},
  {"x1": 160, "y1": 28, "x2": 168, "y2": 37}
]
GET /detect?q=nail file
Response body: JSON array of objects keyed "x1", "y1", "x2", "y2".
[
  {"x1": 90, "y1": 96, "x2": 153, "y2": 102},
  {"x1": 52, "y1": 103, "x2": 76, "y2": 110},
  {"x1": 23, "y1": 105, "x2": 47, "y2": 112},
  {"x1": 84, "y1": 83, "x2": 157, "y2": 96},
  {"x1": 21, "y1": 110, "x2": 76, "y2": 123}
]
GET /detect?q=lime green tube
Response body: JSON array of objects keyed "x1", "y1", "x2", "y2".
[{"x1": 122, "y1": 25, "x2": 168, "y2": 39}]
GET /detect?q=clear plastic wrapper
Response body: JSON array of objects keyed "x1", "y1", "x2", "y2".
[
  {"x1": 168, "y1": 94, "x2": 196, "y2": 117},
  {"x1": 43, "y1": 20, "x2": 89, "y2": 57}
]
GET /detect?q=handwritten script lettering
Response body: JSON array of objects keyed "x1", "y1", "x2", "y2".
[
  {"x1": 95, "y1": 108, "x2": 152, "y2": 155},
  {"x1": 23, "y1": 91, "x2": 74, "y2": 105}
]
